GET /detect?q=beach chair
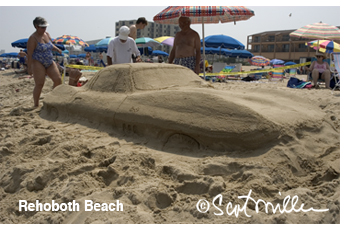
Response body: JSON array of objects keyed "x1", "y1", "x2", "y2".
[
  {"x1": 307, "y1": 57, "x2": 331, "y2": 84},
  {"x1": 331, "y1": 52, "x2": 340, "y2": 91},
  {"x1": 212, "y1": 62, "x2": 226, "y2": 74},
  {"x1": 268, "y1": 65, "x2": 284, "y2": 82},
  {"x1": 289, "y1": 68, "x2": 297, "y2": 78},
  {"x1": 220, "y1": 65, "x2": 238, "y2": 81}
]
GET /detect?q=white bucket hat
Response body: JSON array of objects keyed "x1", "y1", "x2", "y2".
[{"x1": 118, "y1": 26, "x2": 130, "y2": 40}]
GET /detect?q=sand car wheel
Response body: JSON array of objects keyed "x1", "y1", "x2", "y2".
[
  {"x1": 42, "y1": 104, "x2": 59, "y2": 121},
  {"x1": 163, "y1": 133, "x2": 200, "y2": 151}
]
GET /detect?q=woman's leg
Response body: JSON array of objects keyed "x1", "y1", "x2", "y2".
[
  {"x1": 322, "y1": 69, "x2": 331, "y2": 89},
  {"x1": 32, "y1": 61, "x2": 47, "y2": 107},
  {"x1": 312, "y1": 69, "x2": 319, "y2": 87},
  {"x1": 46, "y1": 61, "x2": 62, "y2": 88}
]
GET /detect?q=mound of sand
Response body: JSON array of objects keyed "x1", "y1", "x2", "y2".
[{"x1": 0, "y1": 67, "x2": 340, "y2": 224}]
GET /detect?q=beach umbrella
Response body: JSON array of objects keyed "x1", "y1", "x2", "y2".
[
  {"x1": 201, "y1": 34, "x2": 245, "y2": 49},
  {"x1": 306, "y1": 40, "x2": 340, "y2": 53},
  {"x1": 226, "y1": 49, "x2": 253, "y2": 58},
  {"x1": 139, "y1": 46, "x2": 153, "y2": 56},
  {"x1": 290, "y1": 22, "x2": 340, "y2": 55},
  {"x1": 11, "y1": 38, "x2": 65, "y2": 50},
  {"x1": 270, "y1": 59, "x2": 284, "y2": 65},
  {"x1": 290, "y1": 22, "x2": 340, "y2": 40},
  {"x1": 96, "y1": 46, "x2": 108, "y2": 53},
  {"x1": 84, "y1": 44, "x2": 97, "y2": 52},
  {"x1": 11, "y1": 38, "x2": 28, "y2": 49},
  {"x1": 249, "y1": 56, "x2": 270, "y2": 66},
  {"x1": 153, "y1": 6, "x2": 255, "y2": 77},
  {"x1": 152, "y1": 50, "x2": 169, "y2": 56},
  {"x1": 284, "y1": 61, "x2": 296, "y2": 66},
  {"x1": 135, "y1": 37, "x2": 161, "y2": 48},
  {"x1": 77, "y1": 53, "x2": 87, "y2": 58},
  {"x1": 69, "y1": 54, "x2": 77, "y2": 58},
  {"x1": 96, "y1": 37, "x2": 114, "y2": 47},
  {"x1": 53, "y1": 35, "x2": 89, "y2": 47},
  {"x1": 154, "y1": 36, "x2": 174, "y2": 46},
  {"x1": 200, "y1": 47, "x2": 223, "y2": 55}
]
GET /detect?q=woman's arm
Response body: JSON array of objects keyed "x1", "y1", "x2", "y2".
[
  {"x1": 26, "y1": 34, "x2": 36, "y2": 75},
  {"x1": 47, "y1": 32, "x2": 62, "y2": 54}
]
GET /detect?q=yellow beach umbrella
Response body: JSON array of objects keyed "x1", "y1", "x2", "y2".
[
  {"x1": 306, "y1": 40, "x2": 340, "y2": 53},
  {"x1": 154, "y1": 36, "x2": 174, "y2": 46}
]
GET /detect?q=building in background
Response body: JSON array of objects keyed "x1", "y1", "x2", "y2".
[
  {"x1": 116, "y1": 19, "x2": 180, "y2": 55},
  {"x1": 247, "y1": 28, "x2": 340, "y2": 63}
]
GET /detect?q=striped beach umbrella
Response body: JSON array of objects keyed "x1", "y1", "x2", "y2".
[
  {"x1": 135, "y1": 37, "x2": 161, "y2": 48},
  {"x1": 153, "y1": 6, "x2": 255, "y2": 24},
  {"x1": 289, "y1": 22, "x2": 340, "y2": 40},
  {"x1": 249, "y1": 56, "x2": 270, "y2": 66},
  {"x1": 153, "y1": 6, "x2": 254, "y2": 76},
  {"x1": 306, "y1": 40, "x2": 340, "y2": 53},
  {"x1": 154, "y1": 36, "x2": 174, "y2": 46},
  {"x1": 53, "y1": 35, "x2": 89, "y2": 47}
]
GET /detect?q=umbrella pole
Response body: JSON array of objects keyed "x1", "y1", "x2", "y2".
[{"x1": 202, "y1": 19, "x2": 206, "y2": 80}]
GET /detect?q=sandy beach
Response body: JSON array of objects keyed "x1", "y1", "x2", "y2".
[{"x1": 0, "y1": 65, "x2": 340, "y2": 224}]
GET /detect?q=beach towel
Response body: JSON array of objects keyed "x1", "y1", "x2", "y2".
[{"x1": 287, "y1": 77, "x2": 312, "y2": 89}]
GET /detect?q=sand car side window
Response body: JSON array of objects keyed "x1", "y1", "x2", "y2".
[
  {"x1": 132, "y1": 68, "x2": 193, "y2": 90},
  {"x1": 90, "y1": 68, "x2": 131, "y2": 93}
]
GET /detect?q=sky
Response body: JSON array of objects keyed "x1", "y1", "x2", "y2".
[{"x1": 0, "y1": 2, "x2": 342, "y2": 53}]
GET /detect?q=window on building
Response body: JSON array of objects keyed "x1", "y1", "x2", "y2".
[
  {"x1": 268, "y1": 36, "x2": 275, "y2": 42},
  {"x1": 253, "y1": 36, "x2": 261, "y2": 43},
  {"x1": 254, "y1": 45, "x2": 260, "y2": 52},
  {"x1": 282, "y1": 44, "x2": 290, "y2": 52},
  {"x1": 267, "y1": 45, "x2": 274, "y2": 52},
  {"x1": 282, "y1": 35, "x2": 290, "y2": 41}
]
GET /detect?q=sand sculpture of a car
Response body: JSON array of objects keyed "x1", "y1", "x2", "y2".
[{"x1": 41, "y1": 63, "x2": 324, "y2": 151}]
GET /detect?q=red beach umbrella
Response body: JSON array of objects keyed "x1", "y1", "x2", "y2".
[
  {"x1": 249, "y1": 56, "x2": 270, "y2": 66},
  {"x1": 53, "y1": 35, "x2": 89, "y2": 47},
  {"x1": 153, "y1": 6, "x2": 255, "y2": 77},
  {"x1": 289, "y1": 22, "x2": 340, "y2": 40},
  {"x1": 290, "y1": 22, "x2": 340, "y2": 55}
]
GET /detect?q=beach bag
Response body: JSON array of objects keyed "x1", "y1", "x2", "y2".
[
  {"x1": 287, "y1": 77, "x2": 312, "y2": 89},
  {"x1": 241, "y1": 76, "x2": 256, "y2": 82}
]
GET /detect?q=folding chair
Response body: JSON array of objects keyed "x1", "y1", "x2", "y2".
[
  {"x1": 331, "y1": 52, "x2": 340, "y2": 91},
  {"x1": 289, "y1": 68, "x2": 297, "y2": 78},
  {"x1": 268, "y1": 65, "x2": 284, "y2": 82},
  {"x1": 307, "y1": 57, "x2": 331, "y2": 84}
]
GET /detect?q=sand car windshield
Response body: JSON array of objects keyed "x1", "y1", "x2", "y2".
[{"x1": 131, "y1": 66, "x2": 202, "y2": 90}]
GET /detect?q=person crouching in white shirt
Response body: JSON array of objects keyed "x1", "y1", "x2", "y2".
[{"x1": 107, "y1": 26, "x2": 142, "y2": 65}]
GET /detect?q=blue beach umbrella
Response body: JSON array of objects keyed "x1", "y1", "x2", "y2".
[
  {"x1": 201, "y1": 34, "x2": 245, "y2": 49},
  {"x1": 84, "y1": 44, "x2": 97, "y2": 52},
  {"x1": 11, "y1": 38, "x2": 65, "y2": 50},
  {"x1": 11, "y1": 38, "x2": 28, "y2": 49},
  {"x1": 270, "y1": 59, "x2": 284, "y2": 65},
  {"x1": 226, "y1": 49, "x2": 253, "y2": 58},
  {"x1": 152, "y1": 50, "x2": 169, "y2": 56},
  {"x1": 77, "y1": 53, "x2": 87, "y2": 58},
  {"x1": 139, "y1": 46, "x2": 152, "y2": 55},
  {"x1": 96, "y1": 37, "x2": 114, "y2": 47},
  {"x1": 96, "y1": 46, "x2": 108, "y2": 53},
  {"x1": 284, "y1": 61, "x2": 296, "y2": 66}
]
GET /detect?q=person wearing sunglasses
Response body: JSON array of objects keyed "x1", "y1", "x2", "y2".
[
  {"x1": 27, "y1": 17, "x2": 62, "y2": 107},
  {"x1": 306, "y1": 52, "x2": 331, "y2": 89}
]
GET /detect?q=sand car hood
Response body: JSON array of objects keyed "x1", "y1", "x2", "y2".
[{"x1": 114, "y1": 87, "x2": 282, "y2": 149}]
